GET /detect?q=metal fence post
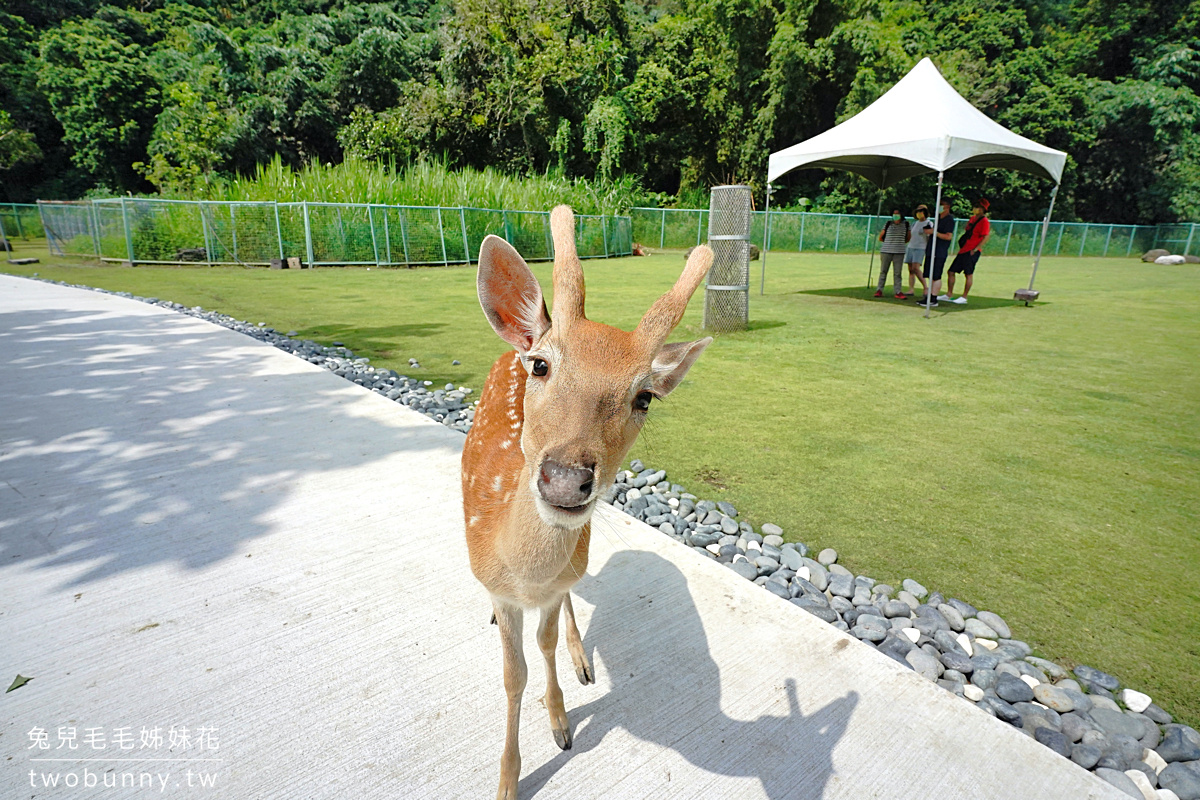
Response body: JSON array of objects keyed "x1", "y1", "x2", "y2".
[
  {"x1": 544, "y1": 211, "x2": 553, "y2": 260},
  {"x1": 602, "y1": 215, "x2": 609, "y2": 257},
  {"x1": 199, "y1": 203, "x2": 212, "y2": 265},
  {"x1": 13, "y1": 203, "x2": 24, "y2": 238},
  {"x1": 1078, "y1": 224, "x2": 1088, "y2": 257},
  {"x1": 368, "y1": 204, "x2": 380, "y2": 265},
  {"x1": 274, "y1": 202, "x2": 284, "y2": 260},
  {"x1": 696, "y1": 210, "x2": 703, "y2": 247},
  {"x1": 1126, "y1": 227, "x2": 1137, "y2": 258},
  {"x1": 1055, "y1": 222, "x2": 1065, "y2": 255},
  {"x1": 1004, "y1": 221, "x2": 1013, "y2": 256},
  {"x1": 230, "y1": 204, "x2": 239, "y2": 261},
  {"x1": 436, "y1": 207, "x2": 448, "y2": 266},
  {"x1": 459, "y1": 207, "x2": 470, "y2": 264},
  {"x1": 1103, "y1": 224, "x2": 1113, "y2": 257},
  {"x1": 90, "y1": 201, "x2": 101, "y2": 257},
  {"x1": 400, "y1": 208, "x2": 411, "y2": 266},
  {"x1": 0, "y1": 210, "x2": 7, "y2": 251},
  {"x1": 1186, "y1": 224, "x2": 1197, "y2": 257},
  {"x1": 120, "y1": 197, "x2": 135, "y2": 264},
  {"x1": 302, "y1": 200, "x2": 315, "y2": 266},
  {"x1": 660, "y1": 208, "x2": 666, "y2": 249},
  {"x1": 834, "y1": 215, "x2": 842, "y2": 253},
  {"x1": 383, "y1": 207, "x2": 393, "y2": 265},
  {"x1": 798, "y1": 213, "x2": 806, "y2": 252}
]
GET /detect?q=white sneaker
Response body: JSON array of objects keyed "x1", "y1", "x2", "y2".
[
  {"x1": 952, "y1": 296, "x2": 968, "y2": 304},
  {"x1": 937, "y1": 294, "x2": 951, "y2": 302}
]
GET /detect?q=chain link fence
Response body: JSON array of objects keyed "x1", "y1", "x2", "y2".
[
  {"x1": 35, "y1": 198, "x2": 631, "y2": 266},
  {"x1": 0, "y1": 203, "x2": 45, "y2": 241},
  {"x1": 631, "y1": 208, "x2": 1186, "y2": 258}
]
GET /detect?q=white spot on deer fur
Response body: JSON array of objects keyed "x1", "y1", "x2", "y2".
[
  {"x1": 492, "y1": 475, "x2": 503, "y2": 492},
  {"x1": 468, "y1": 516, "x2": 479, "y2": 527},
  {"x1": 504, "y1": 492, "x2": 513, "y2": 502},
  {"x1": 499, "y1": 438, "x2": 511, "y2": 449}
]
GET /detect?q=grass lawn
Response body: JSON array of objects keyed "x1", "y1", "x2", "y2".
[{"x1": 5, "y1": 240, "x2": 1198, "y2": 726}]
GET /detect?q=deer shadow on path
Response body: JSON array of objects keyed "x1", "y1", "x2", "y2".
[{"x1": 519, "y1": 549, "x2": 859, "y2": 799}]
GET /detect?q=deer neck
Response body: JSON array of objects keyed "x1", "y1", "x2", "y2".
[{"x1": 493, "y1": 461, "x2": 588, "y2": 588}]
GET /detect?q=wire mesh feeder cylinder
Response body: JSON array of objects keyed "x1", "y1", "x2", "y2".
[{"x1": 703, "y1": 185, "x2": 753, "y2": 332}]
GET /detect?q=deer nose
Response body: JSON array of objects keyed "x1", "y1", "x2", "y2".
[{"x1": 538, "y1": 460, "x2": 595, "y2": 509}]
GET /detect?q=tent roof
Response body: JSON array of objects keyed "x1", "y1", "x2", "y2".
[{"x1": 767, "y1": 58, "x2": 1067, "y2": 188}]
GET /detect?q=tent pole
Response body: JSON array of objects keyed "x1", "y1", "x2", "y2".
[
  {"x1": 866, "y1": 173, "x2": 885, "y2": 289},
  {"x1": 1028, "y1": 183, "x2": 1058, "y2": 291},
  {"x1": 760, "y1": 184, "x2": 771, "y2": 295},
  {"x1": 925, "y1": 171, "x2": 945, "y2": 319}
]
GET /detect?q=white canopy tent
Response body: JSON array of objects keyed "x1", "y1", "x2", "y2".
[{"x1": 762, "y1": 57, "x2": 1067, "y2": 315}]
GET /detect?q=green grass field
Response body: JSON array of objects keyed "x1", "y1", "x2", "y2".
[{"x1": 5, "y1": 240, "x2": 1198, "y2": 725}]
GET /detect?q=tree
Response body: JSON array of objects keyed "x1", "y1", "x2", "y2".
[
  {"x1": 135, "y1": 76, "x2": 233, "y2": 194},
  {"x1": 0, "y1": 109, "x2": 41, "y2": 170}
]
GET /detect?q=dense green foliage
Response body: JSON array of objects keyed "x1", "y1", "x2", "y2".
[{"x1": 2, "y1": 0, "x2": 1199, "y2": 222}]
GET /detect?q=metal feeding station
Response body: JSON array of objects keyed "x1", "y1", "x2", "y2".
[{"x1": 703, "y1": 185, "x2": 752, "y2": 332}]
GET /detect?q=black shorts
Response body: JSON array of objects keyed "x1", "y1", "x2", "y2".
[
  {"x1": 923, "y1": 249, "x2": 948, "y2": 281},
  {"x1": 948, "y1": 250, "x2": 981, "y2": 276}
]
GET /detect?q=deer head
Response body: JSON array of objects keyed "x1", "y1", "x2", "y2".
[{"x1": 476, "y1": 205, "x2": 713, "y2": 530}]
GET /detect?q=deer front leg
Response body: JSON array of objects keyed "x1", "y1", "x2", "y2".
[
  {"x1": 537, "y1": 597, "x2": 572, "y2": 749},
  {"x1": 561, "y1": 592, "x2": 594, "y2": 685},
  {"x1": 493, "y1": 600, "x2": 527, "y2": 800}
]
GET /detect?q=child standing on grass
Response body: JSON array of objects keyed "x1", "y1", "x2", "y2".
[{"x1": 875, "y1": 208, "x2": 911, "y2": 299}]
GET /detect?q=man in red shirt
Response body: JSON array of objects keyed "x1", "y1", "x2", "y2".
[{"x1": 942, "y1": 199, "x2": 991, "y2": 305}]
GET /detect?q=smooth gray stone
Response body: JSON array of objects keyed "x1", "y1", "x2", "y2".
[
  {"x1": 761, "y1": 522, "x2": 783, "y2": 537},
  {"x1": 701, "y1": 509, "x2": 722, "y2": 526},
  {"x1": 1074, "y1": 664, "x2": 1120, "y2": 691},
  {"x1": 832, "y1": 620, "x2": 849, "y2": 632},
  {"x1": 1061, "y1": 688, "x2": 1093, "y2": 713},
  {"x1": 926, "y1": 591, "x2": 945, "y2": 608},
  {"x1": 976, "y1": 610, "x2": 1011, "y2": 639},
  {"x1": 937, "y1": 679, "x2": 964, "y2": 695},
  {"x1": 854, "y1": 575, "x2": 876, "y2": 588},
  {"x1": 905, "y1": 648, "x2": 941, "y2": 681},
  {"x1": 995, "y1": 674, "x2": 1035, "y2": 703},
  {"x1": 877, "y1": 633, "x2": 916, "y2": 661},
  {"x1": 828, "y1": 573, "x2": 854, "y2": 598},
  {"x1": 718, "y1": 543, "x2": 740, "y2": 558},
  {"x1": 790, "y1": 577, "x2": 824, "y2": 600},
  {"x1": 1082, "y1": 730, "x2": 1112, "y2": 750},
  {"x1": 996, "y1": 662, "x2": 1022, "y2": 679},
  {"x1": 851, "y1": 585, "x2": 873, "y2": 606},
  {"x1": 829, "y1": 596, "x2": 853, "y2": 615},
  {"x1": 915, "y1": 605, "x2": 950, "y2": 631},
  {"x1": 1145, "y1": 703, "x2": 1174, "y2": 725},
  {"x1": 1022, "y1": 662, "x2": 1070, "y2": 681},
  {"x1": 882, "y1": 600, "x2": 912, "y2": 619},
  {"x1": 817, "y1": 548, "x2": 838, "y2": 565},
  {"x1": 1138, "y1": 717, "x2": 1161, "y2": 750},
  {"x1": 779, "y1": 547, "x2": 804, "y2": 571},
  {"x1": 947, "y1": 598, "x2": 978, "y2": 618},
  {"x1": 871, "y1": 583, "x2": 894, "y2": 599},
  {"x1": 940, "y1": 650, "x2": 973, "y2": 674},
  {"x1": 1015, "y1": 701, "x2": 1061, "y2": 732},
  {"x1": 1034, "y1": 727, "x2": 1072, "y2": 758},
  {"x1": 971, "y1": 652, "x2": 1000, "y2": 671},
  {"x1": 971, "y1": 669, "x2": 999, "y2": 691},
  {"x1": 1013, "y1": 660, "x2": 1047, "y2": 682},
  {"x1": 842, "y1": 608, "x2": 861, "y2": 627},
  {"x1": 934, "y1": 629, "x2": 967, "y2": 656},
  {"x1": 716, "y1": 500, "x2": 738, "y2": 517},
  {"x1": 792, "y1": 597, "x2": 839, "y2": 623},
  {"x1": 1160, "y1": 762, "x2": 1200, "y2": 800},
  {"x1": 901, "y1": 578, "x2": 928, "y2": 599},
  {"x1": 1060, "y1": 713, "x2": 1096, "y2": 743},
  {"x1": 754, "y1": 555, "x2": 780, "y2": 570},
  {"x1": 764, "y1": 580, "x2": 791, "y2": 600},
  {"x1": 1128, "y1": 762, "x2": 1159, "y2": 790},
  {"x1": 985, "y1": 697, "x2": 1022, "y2": 726},
  {"x1": 730, "y1": 560, "x2": 758, "y2": 580},
  {"x1": 1109, "y1": 733, "x2": 1144, "y2": 768},
  {"x1": 828, "y1": 563, "x2": 852, "y2": 577},
  {"x1": 720, "y1": 516, "x2": 739, "y2": 534},
  {"x1": 1091, "y1": 707, "x2": 1147, "y2": 739},
  {"x1": 897, "y1": 590, "x2": 920, "y2": 610},
  {"x1": 807, "y1": 566, "x2": 829, "y2": 592},
  {"x1": 1032, "y1": 684, "x2": 1074, "y2": 713},
  {"x1": 942, "y1": 669, "x2": 966, "y2": 684},
  {"x1": 964, "y1": 618, "x2": 998, "y2": 639},
  {"x1": 911, "y1": 615, "x2": 944, "y2": 638},
  {"x1": 1093, "y1": 768, "x2": 1142, "y2": 799},
  {"x1": 760, "y1": 543, "x2": 783, "y2": 561},
  {"x1": 998, "y1": 638, "x2": 1032, "y2": 657},
  {"x1": 1160, "y1": 725, "x2": 1200, "y2": 763},
  {"x1": 1071, "y1": 743, "x2": 1102, "y2": 769},
  {"x1": 852, "y1": 625, "x2": 886, "y2": 643},
  {"x1": 1092, "y1": 695, "x2": 1122, "y2": 713},
  {"x1": 936, "y1": 603, "x2": 965, "y2": 632},
  {"x1": 857, "y1": 614, "x2": 889, "y2": 633}
]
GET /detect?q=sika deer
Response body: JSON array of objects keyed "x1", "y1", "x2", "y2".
[{"x1": 462, "y1": 206, "x2": 713, "y2": 799}]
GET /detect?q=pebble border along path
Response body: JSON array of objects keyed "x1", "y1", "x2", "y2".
[{"x1": 21, "y1": 276, "x2": 1200, "y2": 800}]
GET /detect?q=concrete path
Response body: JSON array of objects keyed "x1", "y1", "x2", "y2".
[{"x1": 0, "y1": 274, "x2": 1122, "y2": 799}]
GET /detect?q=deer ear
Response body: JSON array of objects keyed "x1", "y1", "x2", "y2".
[
  {"x1": 650, "y1": 337, "x2": 712, "y2": 396},
  {"x1": 477, "y1": 235, "x2": 551, "y2": 353}
]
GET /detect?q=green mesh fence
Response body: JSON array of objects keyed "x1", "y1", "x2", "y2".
[
  {"x1": 37, "y1": 199, "x2": 632, "y2": 266},
  {"x1": 0, "y1": 203, "x2": 44, "y2": 240},
  {"x1": 631, "y1": 208, "x2": 1177, "y2": 259}
]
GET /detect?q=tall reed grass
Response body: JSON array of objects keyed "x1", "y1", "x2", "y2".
[{"x1": 193, "y1": 157, "x2": 654, "y2": 216}]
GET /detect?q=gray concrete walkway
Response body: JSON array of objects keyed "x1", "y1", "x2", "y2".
[{"x1": 0, "y1": 274, "x2": 1121, "y2": 799}]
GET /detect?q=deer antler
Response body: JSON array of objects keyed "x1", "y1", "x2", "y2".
[
  {"x1": 635, "y1": 244, "x2": 713, "y2": 351},
  {"x1": 550, "y1": 205, "x2": 586, "y2": 327}
]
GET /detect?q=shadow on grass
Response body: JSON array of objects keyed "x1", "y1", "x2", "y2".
[{"x1": 794, "y1": 286, "x2": 1043, "y2": 311}]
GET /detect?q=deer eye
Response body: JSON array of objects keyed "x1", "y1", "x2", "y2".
[
  {"x1": 634, "y1": 391, "x2": 653, "y2": 412},
  {"x1": 531, "y1": 358, "x2": 548, "y2": 377}
]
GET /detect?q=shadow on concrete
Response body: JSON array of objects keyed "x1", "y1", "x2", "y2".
[
  {"x1": 520, "y1": 550, "x2": 858, "y2": 799},
  {"x1": 0, "y1": 306, "x2": 451, "y2": 590}
]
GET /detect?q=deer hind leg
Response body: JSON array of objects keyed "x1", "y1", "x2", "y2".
[
  {"x1": 561, "y1": 592, "x2": 594, "y2": 685},
  {"x1": 493, "y1": 600, "x2": 527, "y2": 800},
  {"x1": 537, "y1": 597, "x2": 572, "y2": 750}
]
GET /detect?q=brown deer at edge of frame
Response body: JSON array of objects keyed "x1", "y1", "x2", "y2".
[{"x1": 461, "y1": 205, "x2": 714, "y2": 799}]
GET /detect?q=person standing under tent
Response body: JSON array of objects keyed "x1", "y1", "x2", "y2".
[
  {"x1": 905, "y1": 204, "x2": 934, "y2": 297},
  {"x1": 874, "y1": 208, "x2": 911, "y2": 299},
  {"x1": 917, "y1": 197, "x2": 955, "y2": 307},
  {"x1": 942, "y1": 199, "x2": 991, "y2": 305}
]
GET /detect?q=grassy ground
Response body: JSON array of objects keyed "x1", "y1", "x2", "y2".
[{"x1": 5, "y1": 240, "x2": 1198, "y2": 725}]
